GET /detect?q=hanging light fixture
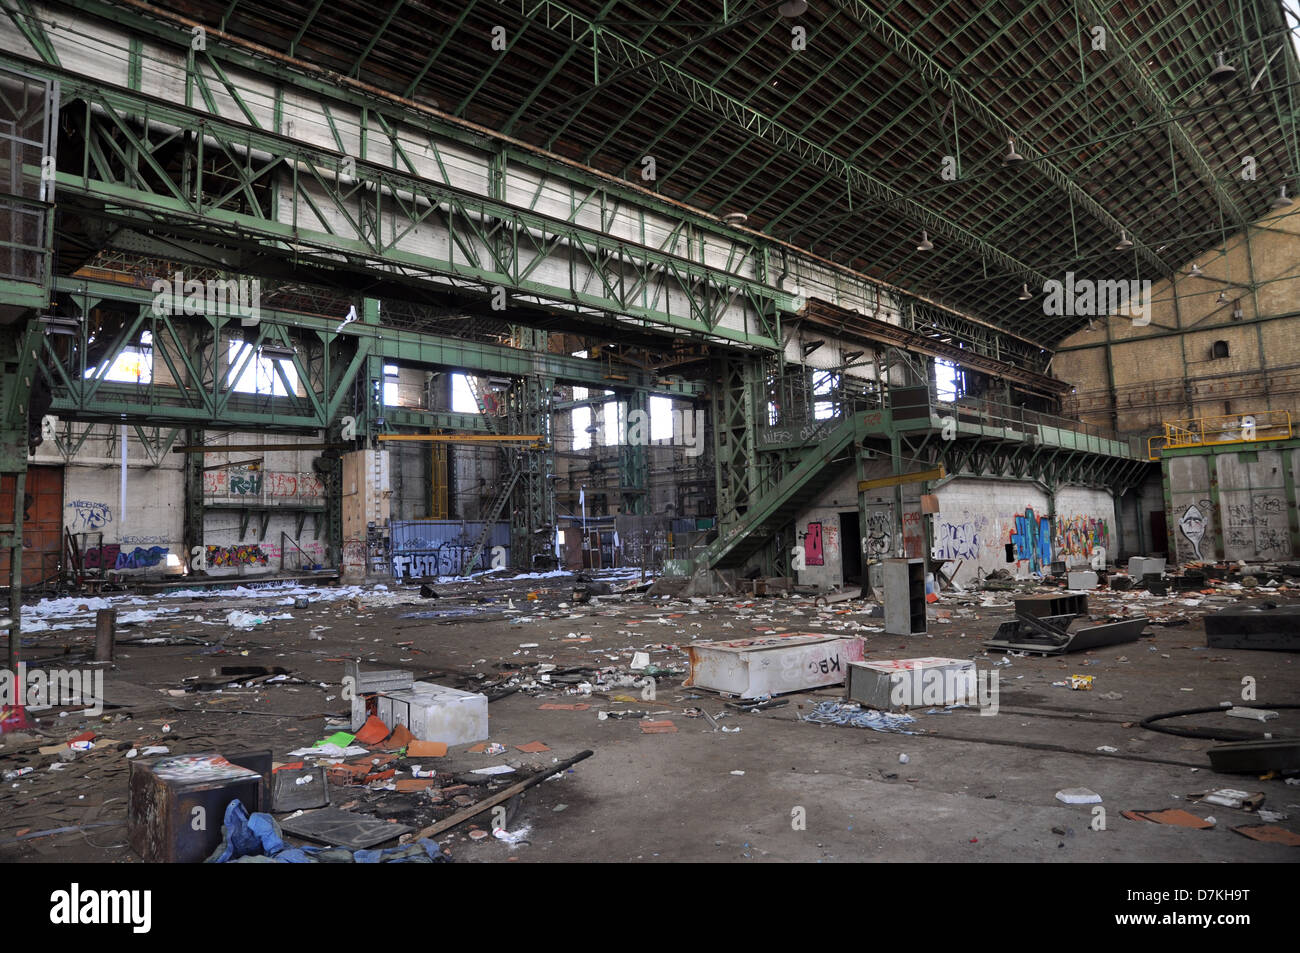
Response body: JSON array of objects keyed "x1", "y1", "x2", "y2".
[
  {"x1": 1187, "y1": 262, "x2": 1204, "y2": 277},
  {"x1": 1208, "y1": 51, "x2": 1236, "y2": 84},
  {"x1": 1270, "y1": 185, "x2": 1293, "y2": 210},
  {"x1": 1217, "y1": 291, "x2": 1228, "y2": 303},
  {"x1": 1017, "y1": 283, "x2": 1033, "y2": 301},
  {"x1": 778, "y1": 0, "x2": 808, "y2": 16},
  {"x1": 1114, "y1": 230, "x2": 1133, "y2": 251},
  {"x1": 916, "y1": 230, "x2": 933, "y2": 252},
  {"x1": 723, "y1": 211, "x2": 749, "y2": 225},
  {"x1": 1002, "y1": 136, "x2": 1024, "y2": 164}
]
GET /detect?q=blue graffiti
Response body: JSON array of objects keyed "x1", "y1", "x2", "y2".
[
  {"x1": 1011, "y1": 508, "x2": 1052, "y2": 573},
  {"x1": 115, "y1": 545, "x2": 169, "y2": 570}
]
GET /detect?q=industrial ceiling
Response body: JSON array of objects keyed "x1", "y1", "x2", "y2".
[{"x1": 80, "y1": 1, "x2": 1300, "y2": 346}]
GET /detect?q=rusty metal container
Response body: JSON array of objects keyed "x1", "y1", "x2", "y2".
[{"x1": 128, "y1": 753, "x2": 263, "y2": 863}]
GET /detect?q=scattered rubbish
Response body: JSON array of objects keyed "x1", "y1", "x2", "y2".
[
  {"x1": 1188, "y1": 789, "x2": 1263, "y2": 811},
  {"x1": 1096, "y1": 746, "x2": 1118, "y2": 753},
  {"x1": 1121, "y1": 808, "x2": 1214, "y2": 829},
  {"x1": 898, "y1": 753, "x2": 910, "y2": 764},
  {"x1": 272, "y1": 767, "x2": 330, "y2": 812},
  {"x1": 986, "y1": 610, "x2": 1146, "y2": 656},
  {"x1": 407, "y1": 740, "x2": 448, "y2": 758},
  {"x1": 1098, "y1": 691, "x2": 1123, "y2": 701},
  {"x1": 803, "y1": 701, "x2": 918, "y2": 734},
  {"x1": 471, "y1": 765, "x2": 516, "y2": 775},
  {"x1": 1230, "y1": 825, "x2": 1300, "y2": 846},
  {"x1": 1055, "y1": 788, "x2": 1102, "y2": 804},
  {"x1": 515, "y1": 741, "x2": 551, "y2": 753},
  {"x1": 730, "y1": 770, "x2": 745, "y2": 776},
  {"x1": 1225, "y1": 707, "x2": 1278, "y2": 722},
  {"x1": 275, "y1": 805, "x2": 414, "y2": 849},
  {"x1": 493, "y1": 824, "x2": 531, "y2": 847},
  {"x1": 639, "y1": 720, "x2": 677, "y2": 734},
  {"x1": 1069, "y1": 675, "x2": 1093, "y2": 691}
]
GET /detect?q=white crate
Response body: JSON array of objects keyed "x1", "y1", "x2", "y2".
[
  {"x1": 377, "y1": 681, "x2": 488, "y2": 746},
  {"x1": 685, "y1": 634, "x2": 865, "y2": 698}
]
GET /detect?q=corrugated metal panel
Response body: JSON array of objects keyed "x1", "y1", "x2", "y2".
[{"x1": 390, "y1": 520, "x2": 509, "y2": 579}]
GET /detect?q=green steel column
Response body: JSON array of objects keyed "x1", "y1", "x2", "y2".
[
  {"x1": 619, "y1": 390, "x2": 647, "y2": 515},
  {"x1": 182, "y1": 427, "x2": 205, "y2": 572},
  {"x1": 359, "y1": 298, "x2": 384, "y2": 441},
  {"x1": 1208, "y1": 455, "x2": 1224, "y2": 563},
  {"x1": 1283, "y1": 449, "x2": 1300, "y2": 557},
  {"x1": 1160, "y1": 459, "x2": 1177, "y2": 560}
]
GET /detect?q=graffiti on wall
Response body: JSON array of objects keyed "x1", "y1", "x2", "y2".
[
  {"x1": 1223, "y1": 495, "x2": 1290, "y2": 559},
  {"x1": 803, "y1": 522, "x2": 825, "y2": 566},
  {"x1": 116, "y1": 546, "x2": 169, "y2": 569},
  {"x1": 933, "y1": 517, "x2": 983, "y2": 561},
  {"x1": 392, "y1": 544, "x2": 506, "y2": 580},
  {"x1": 1011, "y1": 508, "x2": 1053, "y2": 573},
  {"x1": 82, "y1": 544, "x2": 120, "y2": 570},
  {"x1": 206, "y1": 544, "x2": 269, "y2": 567},
  {"x1": 865, "y1": 510, "x2": 891, "y2": 556},
  {"x1": 1177, "y1": 503, "x2": 1209, "y2": 561},
  {"x1": 67, "y1": 500, "x2": 112, "y2": 532},
  {"x1": 204, "y1": 470, "x2": 324, "y2": 500},
  {"x1": 1055, "y1": 514, "x2": 1109, "y2": 558},
  {"x1": 902, "y1": 510, "x2": 924, "y2": 558}
]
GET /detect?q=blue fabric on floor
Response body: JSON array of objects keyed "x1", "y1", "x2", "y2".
[{"x1": 207, "y1": 800, "x2": 449, "y2": 863}]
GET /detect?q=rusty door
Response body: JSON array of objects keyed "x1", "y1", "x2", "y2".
[{"x1": 0, "y1": 465, "x2": 65, "y2": 588}]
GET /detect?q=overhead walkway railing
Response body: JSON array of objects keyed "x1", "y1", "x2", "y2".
[{"x1": 1147, "y1": 410, "x2": 1293, "y2": 460}]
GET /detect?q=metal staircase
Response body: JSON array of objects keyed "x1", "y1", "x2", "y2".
[
  {"x1": 459, "y1": 468, "x2": 521, "y2": 576},
  {"x1": 699, "y1": 413, "x2": 858, "y2": 570}
]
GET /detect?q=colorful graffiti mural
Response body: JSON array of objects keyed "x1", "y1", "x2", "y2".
[
  {"x1": 206, "y1": 544, "x2": 270, "y2": 567},
  {"x1": 1054, "y1": 514, "x2": 1110, "y2": 559},
  {"x1": 1011, "y1": 508, "x2": 1053, "y2": 573}
]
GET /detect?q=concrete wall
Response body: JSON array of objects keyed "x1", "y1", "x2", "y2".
[
  {"x1": 1166, "y1": 446, "x2": 1299, "y2": 564},
  {"x1": 792, "y1": 468, "x2": 1118, "y2": 588},
  {"x1": 44, "y1": 428, "x2": 186, "y2": 574}
]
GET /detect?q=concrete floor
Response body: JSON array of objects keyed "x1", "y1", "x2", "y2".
[{"x1": 1, "y1": 573, "x2": 1297, "y2": 863}]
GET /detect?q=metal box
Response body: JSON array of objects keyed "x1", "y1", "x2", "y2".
[
  {"x1": 883, "y1": 558, "x2": 926, "y2": 636},
  {"x1": 1204, "y1": 602, "x2": 1300, "y2": 651},
  {"x1": 847, "y1": 657, "x2": 977, "y2": 710},
  {"x1": 345, "y1": 660, "x2": 414, "y2": 730},
  {"x1": 377, "y1": 681, "x2": 489, "y2": 746},
  {"x1": 128, "y1": 753, "x2": 263, "y2": 863},
  {"x1": 684, "y1": 633, "x2": 866, "y2": 698}
]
